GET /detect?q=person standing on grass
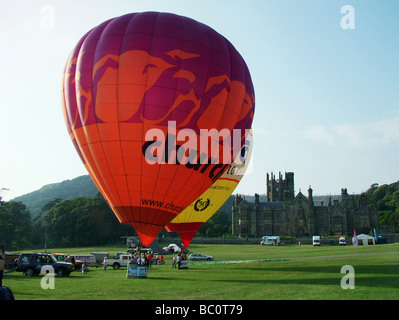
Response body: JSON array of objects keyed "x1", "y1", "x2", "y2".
[
  {"x1": 103, "y1": 257, "x2": 108, "y2": 272},
  {"x1": 0, "y1": 253, "x2": 5, "y2": 287},
  {"x1": 172, "y1": 254, "x2": 177, "y2": 268},
  {"x1": 82, "y1": 262, "x2": 89, "y2": 274},
  {"x1": 177, "y1": 254, "x2": 182, "y2": 269}
]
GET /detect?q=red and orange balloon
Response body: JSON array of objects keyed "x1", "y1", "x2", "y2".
[{"x1": 61, "y1": 12, "x2": 255, "y2": 246}]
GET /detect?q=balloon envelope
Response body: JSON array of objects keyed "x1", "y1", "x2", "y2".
[
  {"x1": 166, "y1": 130, "x2": 253, "y2": 248},
  {"x1": 61, "y1": 12, "x2": 255, "y2": 246}
]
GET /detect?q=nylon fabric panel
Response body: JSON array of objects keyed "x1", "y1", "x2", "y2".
[
  {"x1": 61, "y1": 12, "x2": 255, "y2": 247},
  {"x1": 166, "y1": 130, "x2": 253, "y2": 248}
]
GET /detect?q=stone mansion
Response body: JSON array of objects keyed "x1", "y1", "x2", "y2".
[{"x1": 232, "y1": 172, "x2": 379, "y2": 237}]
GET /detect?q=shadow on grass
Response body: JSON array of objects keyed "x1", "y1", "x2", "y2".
[
  {"x1": 238, "y1": 263, "x2": 398, "y2": 274},
  {"x1": 213, "y1": 275, "x2": 399, "y2": 287},
  {"x1": 216, "y1": 263, "x2": 399, "y2": 289}
]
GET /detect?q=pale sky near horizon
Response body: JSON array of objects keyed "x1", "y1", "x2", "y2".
[{"x1": 1, "y1": 0, "x2": 398, "y2": 201}]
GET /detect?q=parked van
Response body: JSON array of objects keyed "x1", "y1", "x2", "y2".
[
  {"x1": 70, "y1": 254, "x2": 97, "y2": 267},
  {"x1": 312, "y1": 236, "x2": 321, "y2": 246},
  {"x1": 339, "y1": 237, "x2": 346, "y2": 245},
  {"x1": 260, "y1": 236, "x2": 280, "y2": 245}
]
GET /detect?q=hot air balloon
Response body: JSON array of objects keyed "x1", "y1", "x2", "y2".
[
  {"x1": 166, "y1": 130, "x2": 253, "y2": 248},
  {"x1": 61, "y1": 12, "x2": 255, "y2": 247}
]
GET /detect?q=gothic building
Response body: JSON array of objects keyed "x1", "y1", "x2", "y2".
[{"x1": 232, "y1": 172, "x2": 378, "y2": 237}]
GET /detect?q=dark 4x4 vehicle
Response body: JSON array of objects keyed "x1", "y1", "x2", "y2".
[{"x1": 16, "y1": 253, "x2": 73, "y2": 277}]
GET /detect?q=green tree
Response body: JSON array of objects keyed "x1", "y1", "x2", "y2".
[
  {"x1": 43, "y1": 194, "x2": 135, "y2": 247},
  {"x1": 0, "y1": 201, "x2": 32, "y2": 249},
  {"x1": 197, "y1": 210, "x2": 231, "y2": 237},
  {"x1": 362, "y1": 181, "x2": 399, "y2": 232}
]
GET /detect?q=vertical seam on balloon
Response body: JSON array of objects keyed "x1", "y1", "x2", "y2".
[
  {"x1": 62, "y1": 52, "x2": 78, "y2": 152},
  {"x1": 73, "y1": 33, "x2": 113, "y2": 207},
  {"x1": 172, "y1": 21, "x2": 211, "y2": 219},
  {"x1": 190, "y1": 35, "x2": 242, "y2": 229},
  {"x1": 150, "y1": 12, "x2": 172, "y2": 228},
  {"x1": 90, "y1": 18, "x2": 124, "y2": 218},
  {"x1": 140, "y1": 11, "x2": 159, "y2": 228},
  {"x1": 116, "y1": 14, "x2": 135, "y2": 223},
  {"x1": 74, "y1": 28, "x2": 115, "y2": 211},
  {"x1": 191, "y1": 27, "x2": 223, "y2": 213},
  {"x1": 153, "y1": 13, "x2": 186, "y2": 229},
  {"x1": 218, "y1": 37, "x2": 235, "y2": 132},
  {"x1": 138, "y1": 13, "x2": 160, "y2": 231},
  {"x1": 223, "y1": 37, "x2": 246, "y2": 160}
]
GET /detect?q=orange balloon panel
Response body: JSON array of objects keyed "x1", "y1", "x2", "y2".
[
  {"x1": 166, "y1": 130, "x2": 253, "y2": 248},
  {"x1": 61, "y1": 12, "x2": 255, "y2": 247}
]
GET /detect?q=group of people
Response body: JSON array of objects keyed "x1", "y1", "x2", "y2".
[
  {"x1": 172, "y1": 253, "x2": 187, "y2": 269},
  {"x1": 128, "y1": 254, "x2": 149, "y2": 267},
  {"x1": 101, "y1": 252, "x2": 165, "y2": 271},
  {"x1": 128, "y1": 252, "x2": 164, "y2": 267},
  {"x1": 126, "y1": 251, "x2": 188, "y2": 269},
  {"x1": 64, "y1": 255, "x2": 89, "y2": 274}
]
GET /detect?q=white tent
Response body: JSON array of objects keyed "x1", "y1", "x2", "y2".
[{"x1": 353, "y1": 233, "x2": 375, "y2": 245}]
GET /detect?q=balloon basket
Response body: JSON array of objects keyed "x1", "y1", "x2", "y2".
[
  {"x1": 126, "y1": 264, "x2": 148, "y2": 279},
  {"x1": 177, "y1": 260, "x2": 188, "y2": 269}
]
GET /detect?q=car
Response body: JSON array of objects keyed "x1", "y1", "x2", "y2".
[
  {"x1": 189, "y1": 253, "x2": 214, "y2": 261},
  {"x1": 52, "y1": 253, "x2": 68, "y2": 261},
  {"x1": 15, "y1": 253, "x2": 74, "y2": 277},
  {"x1": 51, "y1": 253, "x2": 84, "y2": 271}
]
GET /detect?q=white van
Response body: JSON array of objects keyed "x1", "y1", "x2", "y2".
[
  {"x1": 312, "y1": 236, "x2": 321, "y2": 246},
  {"x1": 339, "y1": 237, "x2": 346, "y2": 245}
]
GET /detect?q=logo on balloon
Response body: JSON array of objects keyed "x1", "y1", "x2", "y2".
[{"x1": 194, "y1": 198, "x2": 211, "y2": 212}]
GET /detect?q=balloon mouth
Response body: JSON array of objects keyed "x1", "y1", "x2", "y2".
[
  {"x1": 178, "y1": 232, "x2": 197, "y2": 249},
  {"x1": 165, "y1": 222, "x2": 204, "y2": 248},
  {"x1": 166, "y1": 222, "x2": 204, "y2": 233},
  {"x1": 114, "y1": 206, "x2": 177, "y2": 247},
  {"x1": 127, "y1": 222, "x2": 165, "y2": 248}
]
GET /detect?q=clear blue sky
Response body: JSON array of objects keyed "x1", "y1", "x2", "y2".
[{"x1": 1, "y1": 0, "x2": 398, "y2": 201}]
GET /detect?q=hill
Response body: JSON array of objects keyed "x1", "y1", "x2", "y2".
[
  {"x1": 12, "y1": 175, "x2": 99, "y2": 218},
  {"x1": 12, "y1": 175, "x2": 342, "y2": 221},
  {"x1": 11, "y1": 173, "x2": 399, "y2": 235}
]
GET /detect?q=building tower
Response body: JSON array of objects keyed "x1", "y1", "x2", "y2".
[{"x1": 266, "y1": 172, "x2": 295, "y2": 201}]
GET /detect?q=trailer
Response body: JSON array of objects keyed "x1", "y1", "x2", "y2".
[
  {"x1": 90, "y1": 252, "x2": 109, "y2": 264},
  {"x1": 260, "y1": 236, "x2": 281, "y2": 245}
]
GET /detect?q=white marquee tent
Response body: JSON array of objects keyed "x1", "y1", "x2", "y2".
[{"x1": 353, "y1": 233, "x2": 375, "y2": 245}]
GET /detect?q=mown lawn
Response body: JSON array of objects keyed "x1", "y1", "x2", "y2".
[{"x1": 4, "y1": 243, "x2": 399, "y2": 300}]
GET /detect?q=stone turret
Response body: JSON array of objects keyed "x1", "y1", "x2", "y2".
[
  {"x1": 266, "y1": 171, "x2": 295, "y2": 201},
  {"x1": 308, "y1": 186, "x2": 313, "y2": 203}
]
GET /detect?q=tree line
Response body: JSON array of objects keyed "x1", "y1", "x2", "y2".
[
  {"x1": 0, "y1": 193, "x2": 231, "y2": 251},
  {"x1": 361, "y1": 181, "x2": 399, "y2": 231},
  {"x1": 2, "y1": 180, "x2": 397, "y2": 250}
]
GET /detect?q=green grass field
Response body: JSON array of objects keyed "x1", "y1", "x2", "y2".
[{"x1": 4, "y1": 243, "x2": 399, "y2": 300}]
